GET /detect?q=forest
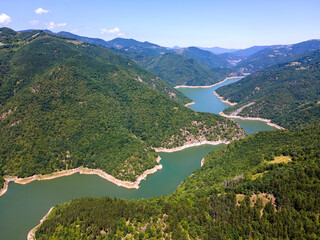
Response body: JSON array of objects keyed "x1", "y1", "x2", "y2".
[
  {"x1": 0, "y1": 28, "x2": 244, "y2": 184},
  {"x1": 1, "y1": 27, "x2": 320, "y2": 239},
  {"x1": 217, "y1": 49, "x2": 320, "y2": 129},
  {"x1": 56, "y1": 32, "x2": 233, "y2": 87},
  {"x1": 36, "y1": 125, "x2": 320, "y2": 239}
]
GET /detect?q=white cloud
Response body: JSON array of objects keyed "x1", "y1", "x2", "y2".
[
  {"x1": 35, "y1": 8, "x2": 49, "y2": 14},
  {"x1": 46, "y1": 21, "x2": 67, "y2": 30},
  {"x1": 100, "y1": 27, "x2": 120, "y2": 34},
  {"x1": 0, "y1": 13, "x2": 11, "y2": 25},
  {"x1": 29, "y1": 20, "x2": 40, "y2": 26}
]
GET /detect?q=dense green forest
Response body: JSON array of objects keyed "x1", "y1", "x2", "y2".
[
  {"x1": 54, "y1": 31, "x2": 233, "y2": 87},
  {"x1": 145, "y1": 53, "x2": 230, "y2": 86},
  {"x1": 57, "y1": 32, "x2": 173, "y2": 57},
  {"x1": 0, "y1": 28, "x2": 245, "y2": 184},
  {"x1": 36, "y1": 125, "x2": 320, "y2": 239},
  {"x1": 217, "y1": 49, "x2": 320, "y2": 129},
  {"x1": 174, "y1": 47, "x2": 231, "y2": 69}
]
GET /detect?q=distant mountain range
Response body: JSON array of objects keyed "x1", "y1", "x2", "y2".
[
  {"x1": 19, "y1": 29, "x2": 320, "y2": 80},
  {"x1": 198, "y1": 46, "x2": 239, "y2": 54},
  {"x1": 53, "y1": 31, "x2": 234, "y2": 86}
]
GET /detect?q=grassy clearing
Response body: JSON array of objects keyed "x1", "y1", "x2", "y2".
[
  {"x1": 251, "y1": 172, "x2": 266, "y2": 180},
  {"x1": 269, "y1": 156, "x2": 291, "y2": 164}
]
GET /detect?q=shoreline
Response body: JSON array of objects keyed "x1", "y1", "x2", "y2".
[
  {"x1": 154, "y1": 140, "x2": 229, "y2": 153},
  {"x1": 25, "y1": 140, "x2": 229, "y2": 239},
  {"x1": 27, "y1": 207, "x2": 54, "y2": 240},
  {"x1": 219, "y1": 112, "x2": 285, "y2": 130},
  {"x1": 174, "y1": 76, "x2": 244, "y2": 89},
  {"x1": 0, "y1": 181, "x2": 8, "y2": 197},
  {"x1": 0, "y1": 156, "x2": 162, "y2": 197},
  {"x1": 0, "y1": 138, "x2": 231, "y2": 197},
  {"x1": 213, "y1": 91, "x2": 237, "y2": 105},
  {"x1": 213, "y1": 91, "x2": 284, "y2": 130},
  {"x1": 184, "y1": 101, "x2": 195, "y2": 107},
  {"x1": 200, "y1": 158, "x2": 205, "y2": 167}
]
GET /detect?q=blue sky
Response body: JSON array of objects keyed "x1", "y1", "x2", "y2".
[{"x1": 1, "y1": 0, "x2": 320, "y2": 48}]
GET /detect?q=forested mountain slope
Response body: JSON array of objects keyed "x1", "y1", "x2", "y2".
[
  {"x1": 145, "y1": 53, "x2": 231, "y2": 86},
  {"x1": 217, "y1": 49, "x2": 320, "y2": 129},
  {"x1": 174, "y1": 47, "x2": 231, "y2": 68},
  {"x1": 36, "y1": 125, "x2": 320, "y2": 239},
  {"x1": 53, "y1": 31, "x2": 234, "y2": 86},
  {"x1": 57, "y1": 32, "x2": 172, "y2": 57},
  {"x1": 0, "y1": 28, "x2": 245, "y2": 186},
  {"x1": 235, "y1": 39, "x2": 320, "y2": 73}
]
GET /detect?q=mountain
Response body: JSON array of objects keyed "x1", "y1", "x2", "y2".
[
  {"x1": 218, "y1": 45, "x2": 282, "y2": 66},
  {"x1": 106, "y1": 37, "x2": 173, "y2": 56},
  {"x1": 0, "y1": 28, "x2": 245, "y2": 186},
  {"x1": 171, "y1": 45, "x2": 181, "y2": 49},
  {"x1": 216, "y1": 49, "x2": 320, "y2": 129},
  {"x1": 218, "y1": 52, "x2": 246, "y2": 66},
  {"x1": 235, "y1": 39, "x2": 320, "y2": 73},
  {"x1": 35, "y1": 125, "x2": 320, "y2": 239},
  {"x1": 54, "y1": 31, "x2": 234, "y2": 86},
  {"x1": 57, "y1": 32, "x2": 172, "y2": 57},
  {"x1": 57, "y1": 31, "x2": 112, "y2": 48},
  {"x1": 145, "y1": 53, "x2": 231, "y2": 86},
  {"x1": 174, "y1": 47, "x2": 231, "y2": 68},
  {"x1": 232, "y1": 45, "x2": 281, "y2": 57},
  {"x1": 199, "y1": 46, "x2": 239, "y2": 54}
]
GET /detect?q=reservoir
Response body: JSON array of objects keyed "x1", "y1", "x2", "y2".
[{"x1": 0, "y1": 77, "x2": 276, "y2": 239}]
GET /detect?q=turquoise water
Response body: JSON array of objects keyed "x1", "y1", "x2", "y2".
[
  {"x1": 178, "y1": 78, "x2": 276, "y2": 134},
  {"x1": 0, "y1": 77, "x2": 276, "y2": 239},
  {"x1": 0, "y1": 144, "x2": 220, "y2": 240}
]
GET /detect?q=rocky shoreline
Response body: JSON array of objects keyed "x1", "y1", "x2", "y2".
[
  {"x1": 0, "y1": 156, "x2": 162, "y2": 197},
  {"x1": 213, "y1": 91, "x2": 237, "y2": 105},
  {"x1": 219, "y1": 112, "x2": 284, "y2": 130},
  {"x1": 174, "y1": 76, "x2": 244, "y2": 89},
  {"x1": 27, "y1": 207, "x2": 54, "y2": 240},
  {"x1": 154, "y1": 140, "x2": 229, "y2": 153}
]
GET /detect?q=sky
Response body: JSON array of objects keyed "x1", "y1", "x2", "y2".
[{"x1": 1, "y1": 0, "x2": 320, "y2": 49}]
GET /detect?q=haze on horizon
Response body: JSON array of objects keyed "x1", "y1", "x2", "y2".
[{"x1": 1, "y1": 0, "x2": 320, "y2": 49}]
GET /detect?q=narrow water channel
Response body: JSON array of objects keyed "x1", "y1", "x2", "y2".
[{"x1": 0, "y1": 77, "x2": 276, "y2": 240}]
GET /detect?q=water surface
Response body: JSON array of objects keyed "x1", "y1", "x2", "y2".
[
  {"x1": 178, "y1": 78, "x2": 276, "y2": 134},
  {"x1": 0, "y1": 145, "x2": 220, "y2": 240}
]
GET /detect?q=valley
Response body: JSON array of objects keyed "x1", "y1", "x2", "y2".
[
  {"x1": 0, "y1": 12, "x2": 319, "y2": 238},
  {"x1": 0, "y1": 77, "x2": 277, "y2": 240}
]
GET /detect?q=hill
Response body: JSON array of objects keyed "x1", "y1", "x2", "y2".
[
  {"x1": 53, "y1": 31, "x2": 234, "y2": 86},
  {"x1": 216, "y1": 49, "x2": 320, "y2": 129},
  {"x1": 57, "y1": 32, "x2": 172, "y2": 57},
  {"x1": 145, "y1": 53, "x2": 230, "y2": 86},
  {"x1": 174, "y1": 47, "x2": 231, "y2": 68},
  {"x1": 198, "y1": 46, "x2": 239, "y2": 54},
  {"x1": 35, "y1": 125, "x2": 320, "y2": 239},
  {"x1": 232, "y1": 45, "x2": 281, "y2": 57},
  {"x1": 0, "y1": 28, "x2": 245, "y2": 186},
  {"x1": 235, "y1": 39, "x2": 320, "y2": 73},
  {"x1": 57, "y1": 31, "x2": 113, "y2": 49},
  {"x1": 218, "y1": 45, "x2": 281, "y2": 66}
]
